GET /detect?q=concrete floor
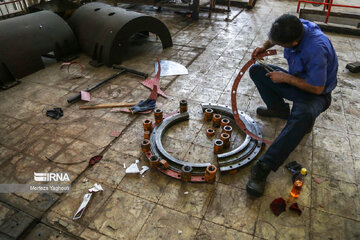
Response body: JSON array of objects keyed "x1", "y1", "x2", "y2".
[{"x1": 1, "y1": 0, "x2": 360, "y2": 239}]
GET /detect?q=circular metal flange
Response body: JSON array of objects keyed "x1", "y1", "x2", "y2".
[{"x1": 200, "y1": 103, "x2": 263, "y2": 172}]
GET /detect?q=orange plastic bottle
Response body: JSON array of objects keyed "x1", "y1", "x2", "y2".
[{"x1": 290, "y1": 168, "x2": 307, "y2": 198}]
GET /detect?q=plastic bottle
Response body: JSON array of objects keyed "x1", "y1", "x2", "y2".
[{"x1": 290, "y1": 168, "x2": 307, "y2": 198}]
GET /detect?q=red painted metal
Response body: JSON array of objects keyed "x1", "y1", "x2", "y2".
[
  {"x1": 231, "y1": 50, "x2": 277, "y2": 145},
  {"x1": 141, "y1": 58, "x2": 168, "y2": 98},
  {"x1": 297, "y1": 0, "x2": 360, "y2": 23}
]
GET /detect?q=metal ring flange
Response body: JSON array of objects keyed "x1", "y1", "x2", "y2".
[
  {"x1": 230, "y1": 50, "x2": 277, "y2": 145},
  {"x1": 200, "y1": 103, "x2": 262, "y2": 172}
]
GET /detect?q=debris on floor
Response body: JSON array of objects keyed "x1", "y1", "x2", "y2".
[
  {"x1": 125, "y1": 160, "x2": 140, "y2": 174},
  {"x1": 154, "y1": 60, "x2": 188, "y2": 77},
  {"x1": 285, "y1": 161, "x2": 303, "y2": 183},
  {"x1": 46, "y1": 107, "x2": 64, "y2": 120},
  {"x1": 80, "y1": 91, "x2": 91, "y2": 102},
  {"x1": 73, "y1": 183, "x2": 103, "y2": 220},
  {"x1": 140, "y1": 166, "x2": 149, "y2": 175},
  {"x1": 313, "y1": 176, "x2": 323, "y2": 184},
  {"x1": 346, "y1": 62, "x2": 360, "y2": 73},
  {"x1": 89, "y1": 155, "x2": 103, "y2": 166},
  {"x1": 289, "y1": 202, "x2": 302, "y2": 216},
  {"x1": 110, "y1": 131, "x2": 122, "y2": 137},
  {"x1": 141, "y1": 59, "x2": 167, "y2": 98},
  {"x1": 270, "y1": 198, "x2": 286, "y2": 216}
]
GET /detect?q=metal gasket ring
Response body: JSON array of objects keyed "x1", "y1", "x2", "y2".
[
  {"x1": 200, "y1": 103, "x2": 262, "y2": 172},
  {"x1": 230, "y1": 50, "x2": 277, "y2": 145},
  {"x1": 147, "y1": 112, "x2": 210, "y2": 182}
]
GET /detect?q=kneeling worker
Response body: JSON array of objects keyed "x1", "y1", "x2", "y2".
[{"x1": 247, "y1": 14, "x2": 338, "y2": 197}]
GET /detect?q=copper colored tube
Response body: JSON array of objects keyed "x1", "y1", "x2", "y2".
[
  {"x1": 213, "y1": 114, "x2": 221, "y2": 128},
  {"x1": 206, "y1": 128, "x2": 215, "y2": 138},
  {"x1": 222, "y1": 125, "x2": 232, "y2": 136},
  {"x1": 179, "y1": 100, "x2": 188, "y2": 113},
  {"x1": 221, "y1": 133, "x2": 230, "y2": 149},
  {"x1": 143, "y1": 119, "x2": 153, "y2": 132},
  {"x1": 181, "y1": 165, "x2": 192, "y2": 182},
  {"x1": 204, "y1": 108, "x2": 213, "y2": 122},
  {"x1": 149, "y1": 155, "x2": 160, "y2": 167},
  {"x1": 154, "y1": 108, "x2": 163, "y2": 125},
  {"x1": 221, "y1": 118, "x2": 230, "y2": 127},
  {"x1": 141, "y1": 139, "x2": 151, "y2": 153},
  {"x1": 144, "y1": 131, "x2": 151, "y2": 140},
  {"x1": 214, "y1": 139, "x2": 223, "y2": 154},
  {"x1": 205, "y1": 165, "x2": 217, "y2": 183}
]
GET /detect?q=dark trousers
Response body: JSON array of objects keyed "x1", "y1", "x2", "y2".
[{"x1": 249, "y1": 64, "x2": 332, "y2": 171}]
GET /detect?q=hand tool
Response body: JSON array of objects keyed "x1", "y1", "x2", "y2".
[
  {"x1": 67, "y1": 66, "x2": 148, "y2": 104},
  {"x1": 256, "y1": 58, "x2": 275, "y2": 73},
  {"x1": 80, "y1": 102, "x2": 137, "y2": 109}
]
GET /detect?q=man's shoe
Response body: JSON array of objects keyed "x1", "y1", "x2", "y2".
[
  {"x1": 256, "y1": 103, "x2": 290, "y2": 120},
  {"x1": 246, "y1": 160, "x2": 272, "y2": 197}
]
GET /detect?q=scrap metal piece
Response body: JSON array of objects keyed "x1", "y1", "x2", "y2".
[
  {"x1": 0, "y1": 10, "x2": 78, "y2": 89},
  {"x1": 179, "y1": 100, "x2": 188, "y2": 113},
  {"x1": 154, "y1": 60, "x2": 188, "y2": 77},
  {"x1": 69, "y1": 2, "x2": 173, "y2": 66}
]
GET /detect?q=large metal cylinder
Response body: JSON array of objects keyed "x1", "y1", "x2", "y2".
[
  {"x1": 0, "y1": 10, "x2": 78, "y2": 85},
  {"x1": 69, "y1": 2, "x2": 173, "y2": 66}
]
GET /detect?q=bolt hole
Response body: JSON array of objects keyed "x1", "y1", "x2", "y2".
[
  {"x1": 184, "y1": 166, "x2": 191, "y2": 171},
  {"x1": 108, "y1": 12, "x2": 115, "y2": 16},
  {"x1": 208, "y1": 166, "x2": 215, "y2": 171},
  {"x1": 229, "y1": 166, "x2": 233, "y2": 168},
  {"x1": 94, "y1": 8, "x2": 100, "y2": 11}
]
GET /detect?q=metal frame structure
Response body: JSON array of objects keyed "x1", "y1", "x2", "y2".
[{"x1": 297, "y1": 0, "x2": 360, "y2": 24}]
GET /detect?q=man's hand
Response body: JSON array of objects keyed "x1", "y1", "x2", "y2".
[
  {"x1": 252, "y1": 40, "x2": 275, "y2": 59},
  {"x1": 252, "y1": 47, "x2": 266, "y2": 59},
  {"x1": 265, "y1": 71, "x2": 290, "y2": 83},
  {"x1": 266, "y1": 71, "x2": 325, "y2": 95}
]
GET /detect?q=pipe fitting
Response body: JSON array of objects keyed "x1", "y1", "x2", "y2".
[
  {"x1": 149, "y1": 155, "x2": 160, "y2": 167},
  {"x1": 222, "y1": 125, "x2": 232, "y2": 136},
  {"x1": 214, "y1": 139, "x2": 224, "y2": 154},
  {"x1": 154, "y1": 108, "x2": 163, "y2": 125},
  {"x1": 221, "y1": 133, "x2": 230, "y2": 149},
  {"x1": 181, "y1": 165, "x2": 193, "y2": 182},
  {"x1": 213, "y1": 114, "x2": 221, "y2": 128},
  {"x1": 221, "y1": 118, "x2": 230, "y2": 127},
  {"x1": 144, "y1": 131, "x2": 151, "y2": 140},
  {"x1": 205, "y1": 165, "x2": 217, "y2": 183},
  {"x1": 143, "y1": 119, "x2": 153, "y2": 132},
  {"x1": 179, "y1": 99, "x2": 188, "y2": 113},
  {"x1": 204, "y1": 108, "x2": 213, "y2": 122},
  {"x1": 206, "y1": 128, "x2": 216, "y2": 138},
  {"x1": 141, "y1": 139, "x2": 151, "y2": 153}
]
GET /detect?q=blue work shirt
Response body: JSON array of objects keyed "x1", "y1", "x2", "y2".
[{"x1": 284, "y1": 19, "x2": 338, "y2": 94}]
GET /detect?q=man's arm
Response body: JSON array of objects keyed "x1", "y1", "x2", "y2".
[
  {"x1": 252, "y1": 40, "x2": 275, "y2": 58},
  {"x1": 266, "y1": 71, "x2": 325, "y2": 95}
]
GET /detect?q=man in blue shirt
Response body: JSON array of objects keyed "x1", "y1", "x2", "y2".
[{"x1": 246, "y1": 14, "x2": 338, "y2": 197}]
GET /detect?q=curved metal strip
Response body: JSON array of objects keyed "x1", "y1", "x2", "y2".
[
  {"x1": 150, "y1": 112, "x2": 210, "y2": 176},
  {"x1": 200, "y1": 103, "x2": 263, "y2": 172},
  {"x1": 230, "y1": 50, "x2": 277, "y2": 145}
]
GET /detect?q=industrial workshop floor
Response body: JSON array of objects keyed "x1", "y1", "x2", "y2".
[{"x1": 1, "y1": 0, "x2": 360, "y2": 239}]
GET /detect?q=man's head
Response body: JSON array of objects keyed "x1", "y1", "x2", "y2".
[{"x1": 269, "y1": 14, "x2": 304, "y2": 48}]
